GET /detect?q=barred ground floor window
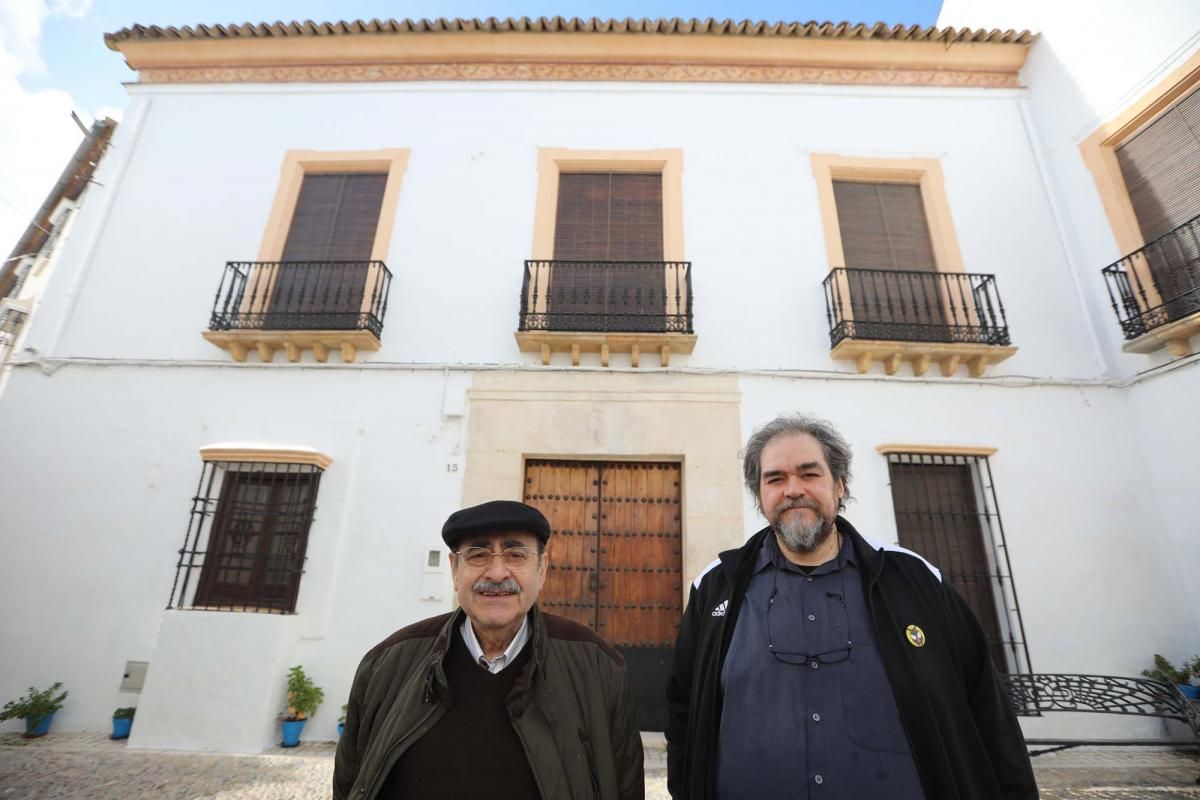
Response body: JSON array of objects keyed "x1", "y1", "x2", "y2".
[
  {"x1": 169, "y1": 446, "x2": 329, "y2": 614},
  {"x1": 883, "y1": 450, "x2": 1032, "y2": 677}
]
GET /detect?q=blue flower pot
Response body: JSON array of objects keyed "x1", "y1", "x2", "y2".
[
  {"x1": 111, "y1": 716, "x2": 133, "y2": 739},
  {"x1": 1177, "y1": 683, "x2": 1200, "y2": 700},
  {"x1": 24, "y1": 713, "x2": 54, "y2": 738},
  {"x1": 337, "y1": 722, "x2": 345, "y2": 738},
  {"x1": 281, "y1": 719, "x2": 306, "y2": 747}
]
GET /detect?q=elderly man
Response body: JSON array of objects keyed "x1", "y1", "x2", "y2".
[
  {"x1": 666, "y1": 415, "x2": 1036, "y2": 799},
  {"x1": 334, "y1": 500, "x2": 644, "y2": 800}
]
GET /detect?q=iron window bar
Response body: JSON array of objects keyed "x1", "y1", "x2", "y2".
[
  {"x1": 208, "y1": 260, "x2": 392, "y2": 338},
  {"x1": 885, "y1": 453, "x2": 1034, "y2": 707},
  {"x1": 1101, "y1": 212, "x2": 1200, "y2": 339},
  {"x1": 518, "y1": 260, "x2": 693, "y2": 334},
  {"x1": 168, "y1": 460, "x2": 323, "y2": 614},
  {"x1": 822, "y1": 268, "x2": 1010, "y2": 348}
]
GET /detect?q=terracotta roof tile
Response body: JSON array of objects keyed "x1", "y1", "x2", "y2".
[{"x1": 104, "y1": 17, "x2": 1035, "y2": 49}]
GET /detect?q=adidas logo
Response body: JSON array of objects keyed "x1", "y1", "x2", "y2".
[{"x1": 711, "y1": 600, "x2": 728, "y2": 617}]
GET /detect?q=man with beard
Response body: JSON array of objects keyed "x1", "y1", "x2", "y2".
[
  {"x1": 334, "y1": 500, "x2": 644, "y2": 800},
  {"x1": 665, "y1": 415, "x2": 1036, "y2": 799}
]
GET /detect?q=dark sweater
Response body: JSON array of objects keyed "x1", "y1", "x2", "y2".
[{"x1": 378, "y1": 628, "x2": 541, "y2": 799}]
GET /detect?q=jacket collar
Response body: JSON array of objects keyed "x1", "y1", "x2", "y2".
[{"x1": 424, "y1": 605, "x2": 550, "y2": 716}]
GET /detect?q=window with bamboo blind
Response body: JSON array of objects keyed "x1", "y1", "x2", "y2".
[
  {"x1": 281, "y1": 173, "x2": 388, "y2": 262},
  {"x1": 547, "y1": 173, "x2": 665, "y2": 331},
  {"x1": 1115, "y1": 83, "x2": 1200, "y2": 243},
  {"x1": 269, "y1": 173, "x2": 388, "y2": 326},
  {"x1": 833, "y1": 181, "x2": 946, "y2": 335},
  {"x1": 553, "y1": 172, "x2": 664, "y2": 261},
  {"x1": 832, "y1": 181, "x2": 937, "y2": 271}
]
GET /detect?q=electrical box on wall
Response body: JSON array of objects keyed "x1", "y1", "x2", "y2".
[
  {"x1": 421, "y1": 549, "x2": 445, "y2": 600},
  {"x1": 120, "y1": 660, "x2": 149, "y2": 692}
]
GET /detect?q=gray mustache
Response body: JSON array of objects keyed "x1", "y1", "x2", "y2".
[
  {"x1": 473, "y1": 578, "x2": 520, "y2": 593},
  {"x1": 776, "y1": 498, "x2": 820, "y2": 513}
]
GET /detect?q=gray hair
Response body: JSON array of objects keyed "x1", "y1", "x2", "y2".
[{"x1": 741, "y1": 414, "x2": 854, "y2": 513}]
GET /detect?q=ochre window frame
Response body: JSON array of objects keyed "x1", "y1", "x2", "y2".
[
  {"x1": 810, "y1": 153, "x2": 1016, "y2": 377},
  {"x1": 518, "y1": 148, "x2": 695, "y2": 367},
  {"x1": 258, "y1": 148, "x2": 410, "y2": 263},
  {"x1": 1080, "y1": 49, "x2": 1200, "y2": 356},
  {"x1": 203, "y1": 148, "x2": 410, "y2": 364}
]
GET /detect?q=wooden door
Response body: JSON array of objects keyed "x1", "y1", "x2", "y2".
[{"x1": 525, "y1": 459, "x2": 683, "y2": 730}]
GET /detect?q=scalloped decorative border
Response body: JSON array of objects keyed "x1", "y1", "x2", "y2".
[{"x1": 139, "y1": 62, "x2": 1021, "y2": 88}]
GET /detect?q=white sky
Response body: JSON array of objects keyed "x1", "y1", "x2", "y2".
[{"x1": 0, "y1": 0, "x2": 120, "y2": 258}]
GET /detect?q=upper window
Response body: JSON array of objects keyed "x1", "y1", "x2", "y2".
[
  {"x1": 281, "y1": 172, "x2": 388, "y2": 262},
  {"x1": 553, "y1": 172, "x2": 664, "y2": 261},
  {"x1": 1113, "y1": 83, "x2": 1200, "y2": 243},
  {"x1": 831, "y1": 180, "x2": 937, "y2": 271}
]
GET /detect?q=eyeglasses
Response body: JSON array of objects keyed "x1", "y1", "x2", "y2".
[
  {"x1": 454, "y1": 546, "x2": 537, "y2": 569},
  {"x1": 766, "y1": 566, "x2": 853, "y2": 665}
]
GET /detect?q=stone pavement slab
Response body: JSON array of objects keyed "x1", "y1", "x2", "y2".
[{"x1": 0, "y1": 733, "x2": 1196, "y2": 799}]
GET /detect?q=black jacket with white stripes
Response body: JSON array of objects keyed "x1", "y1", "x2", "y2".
[{"x1": 665, "y1": 517, "x2": 1037, "y2": 800}]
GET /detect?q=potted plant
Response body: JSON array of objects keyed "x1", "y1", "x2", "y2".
[
  {"x1": 338, "y1": 703, "x2": 347, "y2": 738},
  {"x1": 280, "y1": 665, "x2": 324, "y2": 747},
  {"x1": 111, "y1": 707, "x2": 135, "y2": 740},
  {"x1": 0, "y1": 683, "x2": 68, "y2": 738},
  {"x1": 1142, "y1": 653, "x2": 1200, "y2": 700}
]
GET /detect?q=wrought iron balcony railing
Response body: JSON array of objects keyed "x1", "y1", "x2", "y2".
[
  {"x1": 1102, "y1": 213, "x2": 1200, "y2": 340},
  {"x1": 518, "y1": 260, "x2": 693, "y2": 334},
  {"x1": 822, "y1": 268, "x2": 1011, "y2": 348},
  {"x1": 208, "y1": 260, "x2": 392, "y2": 338}
]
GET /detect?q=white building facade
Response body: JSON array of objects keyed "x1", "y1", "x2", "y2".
[{"x1": 0, "y1": 13, "x2": 1197, "y2": 753}]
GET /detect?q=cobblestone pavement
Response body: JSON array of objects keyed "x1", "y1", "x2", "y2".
[{"x1": 0, "y1": 732, "x2": 1196, "y2": 799}]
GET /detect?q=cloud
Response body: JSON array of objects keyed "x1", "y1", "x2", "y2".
[{"x1": 0, "y1": 0, "x2": 102, "y2": 257}]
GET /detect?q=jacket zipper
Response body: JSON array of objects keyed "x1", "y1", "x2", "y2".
[
  {"x1": 359, "y1": 677, "x2": 443, "y2": 799},
  {"x1": 579, "y1": 728, "x2": 601, "y2": 799}
]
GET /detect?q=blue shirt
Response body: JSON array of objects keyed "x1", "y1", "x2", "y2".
[{"x1": 716, "y1": 532, "x2": 925, "y2": 799}]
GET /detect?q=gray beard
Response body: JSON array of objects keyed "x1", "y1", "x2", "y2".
[{"x1": 773, "y1": 504, "x2": 835, "y2": 553}]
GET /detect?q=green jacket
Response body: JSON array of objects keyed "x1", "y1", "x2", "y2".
[{"x1": 333, "y1": 606, "x2": 645, "y2": 800}]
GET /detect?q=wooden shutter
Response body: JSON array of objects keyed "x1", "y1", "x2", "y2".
[
  {"x1": 281, "y1": 173, "x2": 387, "y2": 262},
  {"x1": 887, "y1": 460, "x2": 1008, "y2": 669},
  {"x1": 554, "y1": 173, "x2": 663, "y2": 261},
  {"x1": 548, "y1": 173, "x2": 665, "y2": 330},
  {"x1": 832, "y1": 181, "x2": 937, "y2": 271},
  {"x1": 1116, "y1": 83, "x2": 1200, "y2": 242},
  {"x1": 833, "y1": 181, "x2": 947, "y2": 336}
]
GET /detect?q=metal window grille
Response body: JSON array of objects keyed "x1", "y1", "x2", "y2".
[
  {"x1": 0, "y1": 309, "x2": 28, "y2": 362},
  {"x1": 885, "y1": 453, "x2": 1033, "y2": 685},
  {"x1": 168, "y1": 461, "x2": 322, "y2": 614}
]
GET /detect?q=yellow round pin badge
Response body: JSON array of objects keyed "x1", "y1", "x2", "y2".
[{"x1": 905, "y1": 624, "x2": 926, "y2": 648}]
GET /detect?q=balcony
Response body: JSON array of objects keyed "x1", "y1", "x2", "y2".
[
  {"x1": 515, "y1": 260, "x2": 697, "y2": 366},
  {"x1": 822, "y1": 268, "x2": 1016, "y2": 377},
  {"x1": 202, "y1": 260, "x2": 392, "y2": 363},
  {"x1": 1102, "y1": 214, "x2": 1200, "y2": 357}
]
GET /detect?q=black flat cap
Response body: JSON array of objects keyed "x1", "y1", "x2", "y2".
[{"x1": 442, "y1": 500, "x2": 551, "y2": 549}]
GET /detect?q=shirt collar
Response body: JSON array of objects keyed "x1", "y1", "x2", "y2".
[
  {"x1": 754, "y1": 524, "x2": 857, "y2": 576},
  {"x1": 460, "y1": 613, "x2": 531, "y2": 673}
]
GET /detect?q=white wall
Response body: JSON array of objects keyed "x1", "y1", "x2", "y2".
[
  {"x1": 3, "y1": 70, "x2": 1196, "y2": 747},
  {"x1": 0, "y1": 363, "x2": 461, "y2": 739},
  {"x1": 25, "y1": 81, "x2": 1099, "y2": 378}
]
